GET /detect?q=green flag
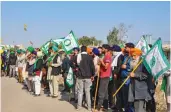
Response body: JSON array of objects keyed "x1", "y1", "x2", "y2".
[
  {"x1": 66, "y1": 67, "x2": 74, "y2": 88},
  {"x1": 61, "y1": 31, "x2": 79, "y2": 54},
  {"x1": 143, "y1": 38, "x2": 170, "y2": 80},
  {"x1": 41, "y1": 41, "x2": 51, "y2": 55},
  {"x1": 136, "y1": 36, "x2": 150, "y2": 56},
  {"x1": 53, "y1": 37, "x2": 65, "y2": 45},
  {"x1": 119, "y1": 43, "x2": 125, "y2": 49}
]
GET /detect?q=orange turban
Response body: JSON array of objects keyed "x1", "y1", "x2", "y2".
[
  {"x1": 87, "y1": 47, "x2": 92, "y2": 55},
  {"x1": 130, "y1": 48, "x2": 142, "y2": 56},
  {"x1": 121, "y1": 48, "x2": 125, "y2": 52}
]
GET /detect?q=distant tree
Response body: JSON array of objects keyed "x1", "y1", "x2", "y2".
[
  {"x1": 107, "y1": 27, "x2": 119, "y2": 45},
  {"x1": 118, "y1": 23, "x2": 132, "y2": 43},
  {"x1": 78, "y1": 36, "x2": 102, "y2": 46},
  {"x1": 107, "y1": 23, "x2": 132, "y2": 45}
]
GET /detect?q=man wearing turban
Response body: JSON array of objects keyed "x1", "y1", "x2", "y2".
[
  {"x1": 128, "y1": 48, "x2": 151, "y2": 112},
  {"x1": 32, "y1": 51, "x2": 43, "y2": 96},
  {"x1": 47, "y1": 46, "x2": 62, "y2": 98},
  {"x1": 120, "y1": 42, "x2": 135, "y2": 111},
  {"x1": 8, "y1": 49, "x2": 17, "y2": 78},
  {"x1": 16, "y1": 49, "x2": 26, "y2": 83}
]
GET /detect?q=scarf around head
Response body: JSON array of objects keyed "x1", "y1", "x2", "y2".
[{"x1": 111, "y1": 52, "x2": 122, "y2": 69}]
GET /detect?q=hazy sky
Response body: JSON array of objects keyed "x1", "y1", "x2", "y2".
[{"x1": 2, "y1": 1, "x2": 170, "y2": 47}]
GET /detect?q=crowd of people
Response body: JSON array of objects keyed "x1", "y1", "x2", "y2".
[{"x1": 0, "y1": 42, "x2": 170, "y2": 112}]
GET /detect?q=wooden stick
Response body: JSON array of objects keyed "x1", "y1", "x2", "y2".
[
  {"x1": 113, "y1": 59, "x2": 143, "y2": 97},
  {"x1": 93, "y1": 67, "x2": 100, "y2": 112}
]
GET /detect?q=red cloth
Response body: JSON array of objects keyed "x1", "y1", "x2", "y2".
[
  {"x1": 35, "y1": 71, "x2": 41, "y2": 76},
  {"x1": 100, "y1": 52, "x2": 112, "y2": 78}
]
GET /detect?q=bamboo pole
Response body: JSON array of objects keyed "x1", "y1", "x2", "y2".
[
  {"x1": 93, "y1": 67, "x2": 100, "y2": 112},
  {"x1": 113, "y1": 59, "x2": 143, "y2": 97}
]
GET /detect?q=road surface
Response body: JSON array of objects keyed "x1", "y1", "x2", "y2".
[{"x1": 1, "y1": 77, "x2": 90, "y2": 112}]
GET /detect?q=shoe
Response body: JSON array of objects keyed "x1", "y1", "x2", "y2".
[
  {"x1": 47, "y1": 94, "x2": 51, "y2": 97},
  {"x1": 75, "y1": 99, "x2": 78, "y2": 103},
  {"x1": 62, "y1": 89, "x2": 67, "y2": 92},
  {"x1": 88, "y1": 108, "x2": 92, "y2": 111},
  {"x1": 76, "y1": 107, "x2": 82, "y2": 111},
  {"x1": 22, "y1": 86, "x2": 28, "y2": 90},
  {"x1": 70, "y1": 98, "x2": 75, "y2": 101},
  {"x1": 52, "y1": 96, "x2": 58, "y2": 98},
  {"x1": 34, "y1": 94, "x2": 40, "y2": 97}
]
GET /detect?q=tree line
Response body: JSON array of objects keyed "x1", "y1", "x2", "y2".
[{"x1": 78, "y1": 23, "x2": 132, "y2": 46}]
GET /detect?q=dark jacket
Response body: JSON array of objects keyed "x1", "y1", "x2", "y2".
[
  {"x1": 33, "y1": 58, "x2": 43, "y2": 72},
  {"x1": 75, "y1": 53, "x2": 95, "y2": 79},
  {"x1": 128, "y1": 63, "x2": 152, "y2": 102},
  {"x1": 62, "y1": 56, "x2": 70, "y2": 74},
  {"x1": 112, "y1": 54, "x2": 123, "y2": 79},
  {"x1": 69, "y1": 55, "x2": 77, "y2": 69},
  {"x1": 51, "y1": 54, "x2": 61, "y2": 76},
  {"x1": 8, "y1": 53, "x2": 17, "y2": 65}
]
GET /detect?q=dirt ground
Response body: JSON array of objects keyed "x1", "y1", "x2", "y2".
[
  {"x1": 1, "y1": 76, "x2": 167, "y2": 112},
  {"x1": 1, "y1": 77, "x2": 92, "y2": 112}
]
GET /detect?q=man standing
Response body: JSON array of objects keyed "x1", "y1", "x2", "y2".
[
  {"x1": 76, "y1": 46, "x2": 95, "y2": 111},
  {"x1": 61, "y1": 53, "x2": 70, "y2": 92},
  {"x1": 47, "y1": 46, "x2": 62, "y2": 98},
  {"x1": 120, "y1": 43, "x2": 135, "y2": 111},
  {"x1": 8, "y1": 49, "x2": 17, "y2": 78},
  {"x1": 110, "y1": 45, "x2": 123, "y2": 110},
  {"x1": 128, "y1": 48, "x2": 151, "y2": 112},
  {"x1": 91, "y1": 48, "x2": 100, "y2": 106},
  {"x1": 27, "y1": 50, "x2": 36, "y2": 93},
  {"x1": 33, "y1": 51, "x2": 43, "y2": 96},
  {"x1": 16, "y1": 49, "x2": 26, "y2": 83},
  {"x1": 97, "y1": 44, "x2": 112, "y2": 111},
  {"x1": 69, "y1": 47, "x2": 80, "y2": 102}
]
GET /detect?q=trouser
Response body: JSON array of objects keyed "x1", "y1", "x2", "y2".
[
  {"x1": 23, "y1": 72, "x2": 28, "y2": 86},
  {"x1": 146, "y1": 93, "x2": 156, "y2": 112},
  {"x1": 97, "y1": 77, "x2": 110, "y2": 110},
  {"x1": 49, "y1": 75, "x2": 60, "y2": 97},
  {"x1": 115, "y1": 79, "x2": 123, "y2": 110},
  {"x1": 41, "y1": 68, "x2": 49, "y2": 89},
  {"x1": 134, "y1": 100, "x2": 146, "y2": 112},
  {"x1": 108, "y1": 79, "x2": 115, "y2": 107},
  {"x1": 167, "y1": 103, "x2": 171, "y2": 112},
  {"x1": 22, "y1": 64, "x2": 27, "y2": 80},
  {"x1": 72, "y1": 75, "x2": 78, "y2": 100},
  {"x1": 121, "y1": 84, "x2": 129, "y2": 109},
  {"x1": 27, "y1": 76, "x2": 34, "y2": 92},
  {"x1": 77, "y1": 78, "x2": 92, "y2": 110},
  {"x1": 33, "y1": 75, "x2": 41, "y2": 95},
  {"x1": 9, "y1": 65, "x2": 15, "y2": 77},
  {"x1": 91, "y1": 76, "x2": 99, "y2": 106},
  {"x1": 7, "y1": 64, "x2": 10, "y2": 76},
  {"x1": 15, "y1": 67, "x2": 18, "y2": 77},
  {"x1": 18, "y1": 67, "x2": 23, "y2": 83}
]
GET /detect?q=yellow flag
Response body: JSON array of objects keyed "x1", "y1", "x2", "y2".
[{"x1": 24, "y1": 24, "x2": 27, "y2": 31}]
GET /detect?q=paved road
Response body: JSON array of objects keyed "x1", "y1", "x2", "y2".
[{"x1": 1, "y1": 77, "x2": 90, "y2": 112}]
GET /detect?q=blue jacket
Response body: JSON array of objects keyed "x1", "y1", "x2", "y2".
[{"x1": 121, "y1": 55, "x2": 131, "y2": 85}]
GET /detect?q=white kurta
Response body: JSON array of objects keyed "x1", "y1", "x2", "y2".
[{"x1": 33, "y1": 72, "x2": 42, "y2": 95}]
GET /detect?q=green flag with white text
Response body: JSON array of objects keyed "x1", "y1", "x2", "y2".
[
  {"x1": 136, "y1": 36, "x2": 150, "y2": 56},
  {"x1": 41, "y1": 41, "x2": 51, "y2": 55},
  {"x1": 66, "y1": 67, "x2": 74, "y2": 88},
  {"x1": 143, "y1": 38, "x2": 170, "y2": 80},
  {"x1": 61, "y1": 31, "x2": 79, "y2": 54}
]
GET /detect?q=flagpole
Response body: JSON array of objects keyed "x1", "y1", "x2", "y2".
[{"x1": 112, "y1": 59, "x2": 143, "y2": 97}]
